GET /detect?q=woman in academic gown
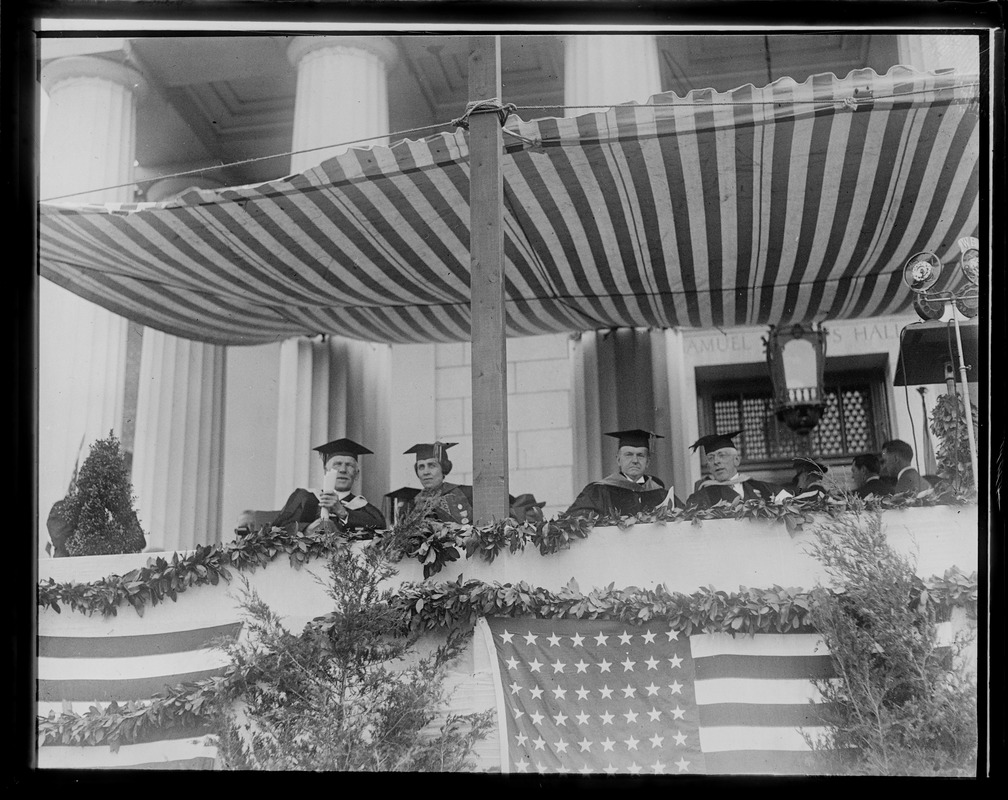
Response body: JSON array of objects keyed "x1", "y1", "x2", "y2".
[{"x1": 402, "y1": 441, "x2": 476, "y2": 524}]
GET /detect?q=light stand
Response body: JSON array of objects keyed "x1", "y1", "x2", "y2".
[
  {"x1": 951, "y1": 312, "x2": 979, "y2": 487},
  {"x1": 900, "y1": 241, "x2": 980, "y2": 490}
]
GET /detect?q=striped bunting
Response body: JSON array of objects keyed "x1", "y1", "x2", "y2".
[
  {"x1": 36, "y1": 620, "x2": 241, "y2": 770},
  {"x1": 39, "y1": 65, "x2": 975, "y2": 346},
  {"x1": 482, "y1": 618, "x2": 840, "y2": 775},
  {"x1": 38, "y1": 66, "x2": 979, "y2": 345},
  {"x1": 34, "y1": 605, "x2": 966, "y2": 772}
]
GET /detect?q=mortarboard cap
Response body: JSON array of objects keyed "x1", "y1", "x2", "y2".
[
  {"x1": 403, "y1": 441, "x2": 457, "y2": 461},
  {"x1": 605, "y1": 429, "x2": 663, "y2": 449},
  {"x1": 689, "y1": 430, "x2": 743, "y2": 453},
  {"x1": 313, "y1": 438, "x2": 373, "y2": 463},
  {"x1": 792, "y1": 456, "x2": 828, "y2": 476},
  {"x1": 384, "y1": 486, "x2": 421, "y2": 502}
]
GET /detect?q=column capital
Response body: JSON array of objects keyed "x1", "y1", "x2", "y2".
[
  {"x1": 558, "y1": 33, "x2": 657, "y2": 47},
  {"x1": 42, "y1": 55, "x2": 148, "y2": 100},
  {"x1": 286, "y1": 35, "x2": 398, "y2": 71},
  {"x1": 144, "y1": 175, "x2": 224, "y2": 203}
]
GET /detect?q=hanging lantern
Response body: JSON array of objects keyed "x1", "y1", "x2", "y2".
[{"x1": 764, "y1": 323, "x2": 828, "y2": 436}]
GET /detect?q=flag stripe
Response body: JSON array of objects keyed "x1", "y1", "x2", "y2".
[
  {"x1": 38, "y1": 705, "x2": 215, "y2": 744},
  {"x1": 694, "y1": 654, "x2": 835, "y2": 680},
  {"x1": 38, "y1": 671, "x2": 226, "y2": 703},
  {"x1": 690, "y1": 632, "x2": 825, "y2": 657},
  {"x1": 697, "y1": 702, "x2": 836, "y2": 728},
  {"x1": 693, "y1": 677, "x2": 834, "y2": 705},
  {"x1": 39, "y1": 718, "x2": 214, "y2": 746},
  {"x1": 701, "y1": 749, "x2": 832, "y2": 774},
  {"x1": 37, "y1": 736, "x2": 217, "y2": 769},
  {"x1": 38, "y1": 622, "x2": 242, "y2": 658},
  {"x1": 38, "y1": 647, "x2": 232, "y2": 682},
  {"x1": 698, "y1": 724, "x2": 829, "y2": 752}
]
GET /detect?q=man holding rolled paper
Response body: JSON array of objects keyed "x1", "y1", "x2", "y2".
[
  {"x1": 566, "y1": 429, "x2": 683, "y2": 518},
  {"x1": 271, "y1": 438, "x2": 386, "y2": 531}
]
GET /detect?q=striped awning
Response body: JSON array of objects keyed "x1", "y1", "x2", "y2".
[{"x1": 39, "y1": 66, "x2": 980, "y2": 346}]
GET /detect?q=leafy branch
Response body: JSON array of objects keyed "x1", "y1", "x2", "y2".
[{"x1": 39, "y1": 495, "x2": 976, "y2": 616}]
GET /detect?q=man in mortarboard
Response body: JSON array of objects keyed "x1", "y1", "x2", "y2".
[
  {"x1": 566, "y1": 429, "x2": 682, "y2": 518},
  {"x1": 792, "y1": 456, "x2": 830, "y2": 497},
  {"x1": 685, "y1": 431, "x2": 790, "y2": 510},
  {"x1": 271, "y1": 438, "x2": 386, "y2": 531}
]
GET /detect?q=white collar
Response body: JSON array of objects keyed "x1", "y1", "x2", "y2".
[
  {"x1": 897, "y1": 466, "x2": 913, "y2": 479},
  {"x1": 621, "y1": 473, "x2": 646, "y2": 485}
]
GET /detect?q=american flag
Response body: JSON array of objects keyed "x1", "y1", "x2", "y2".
[
  {"x1": 481, "y1": 617, "x2": 836, "y2": 775},
  {"x1": 36, "y1": 614, "x2": 238, "y2": 769}
]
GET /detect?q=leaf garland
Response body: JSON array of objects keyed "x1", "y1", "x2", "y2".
[
  {"x1": 36, "y1": 567, "x2": 978, "y2": 751},
  {"x1": 38, "y1": 492, "x2": 976, "y2": 617},
  {"x1": 37, "y1": 523, "x2": 350, "y2": 617}
]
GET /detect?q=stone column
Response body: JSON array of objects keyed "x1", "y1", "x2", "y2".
[
  {"x1": 661, "y1": 329, "x2": 695, "y2": 492},
  {"x1": 896, "y1": 34, "x2": 980, "y2": 75},
  {"x1": 39, "y1": 56, "x2": 144, "y2": 544},
  {"x1": 129, "y1": 176, "x2": 227, "y2": 552},
  {"x1": 276, "y1": 36, "x2": 397, "y2": 498},
  {"x1": 131, "y1": 335, "x2": 226, "y2": 553},
  {"x1": 287, "y1": 35, "x2": 398, "y2": 170},
  {"x1": 563, "y1": 36, "x2": 664, "y2": 484},
  {"x1": 570, "y1": 332, "x2": 603, "y2": 489},
  {"x1": 562, "y1": 34, "x2": 661, "y2": 109}
]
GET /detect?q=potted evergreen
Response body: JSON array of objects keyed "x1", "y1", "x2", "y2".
[
  {"x1": 930, "y1": 393, "x2": 979, "y2": 495},
  {"x1": 46, "y1": 432, "x2": 147, "y2": 557}
]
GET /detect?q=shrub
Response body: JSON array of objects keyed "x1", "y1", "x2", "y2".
[
  {"x1": 53, "y1": 432, "x2": 147, "y2": 557},
  {"x1": 806, "y1": 509, "x2": 977, "y2": 775},
  {"x1": 213, "y1": 545, "x2": 493, "y2": 771},
  {"x1": 930, "y1": 392, "x2": 979, "y2": 494}
]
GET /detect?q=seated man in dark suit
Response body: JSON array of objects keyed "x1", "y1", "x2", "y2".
[
  {"x1": 685, "y1": 431, "x2": 791, "y2": 510},
  {"x1": 271, "y1": 438, "x2": 386, "y2": 531},
  {"x1": 850, "y1": 453, "x2": 892, "y2": 498},
  {"x1": 880, "y1": 438, "x2": 926, "y2": 494},
  {"x1": 567, "y1": 429, "x2": 682, "y2": 517}
]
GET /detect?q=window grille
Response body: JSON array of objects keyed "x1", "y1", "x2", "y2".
[{"x1": 708, "y1": 380, "x2": 880, "y2": 463}]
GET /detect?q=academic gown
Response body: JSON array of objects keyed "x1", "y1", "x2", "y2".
[
  {"x1": 271, "y1": 488, "x2": 386, "y2": 530},
  {"x1": 685, "y1": 477, "x2": 783, "y2": 510},
  {"x1": 566, "y1": 473, "x2": 682, "y2": 517},
  {"x1": 855, "y1": 476, "x2": 893, "y2": 499},
  {"x1": 794, "y1": 481, "x2": 828, "y2": 499},
  {"x1": 406, "y1": 482, "x2": 475, "y2": 524}
]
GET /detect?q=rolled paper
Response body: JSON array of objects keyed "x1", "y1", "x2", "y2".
[{"x1": 320, "y1": 470, "x2": 340, "y2": 519}]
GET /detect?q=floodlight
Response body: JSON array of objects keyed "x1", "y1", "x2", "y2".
[
  {"x1": 902, "y1": 251, "x2": 942, "y2": 292},
  {"x1": 958, "y1": 236, "x2": 979, "y2": 286},
  {"x1": 954, "y1": 285, "x2": 979, "y2": 318},
  {"x1": 912, "y1": 291, "x2": 947, "y2": 321}
]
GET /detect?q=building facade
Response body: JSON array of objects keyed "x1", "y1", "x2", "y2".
[{"x1": 37, "y1": 32, "x2": 982, "y2": 552}]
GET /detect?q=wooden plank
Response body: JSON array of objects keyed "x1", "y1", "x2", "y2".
[{"x1": 467, "y1": 35, "x2": 510, "y2": 522}]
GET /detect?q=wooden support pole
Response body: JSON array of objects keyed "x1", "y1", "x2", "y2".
[{"x1": 467, "y1": 35, "x2": 510, "y2": 522}]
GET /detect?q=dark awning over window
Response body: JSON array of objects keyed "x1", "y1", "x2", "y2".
[{"x1": 39, "y1": 66, "x2": 979, "y2": 346}]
